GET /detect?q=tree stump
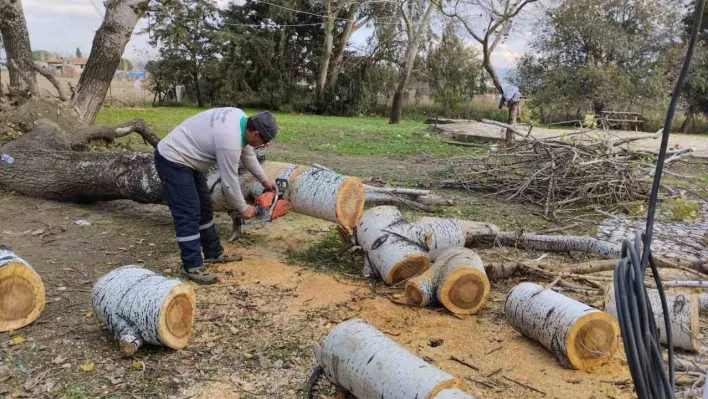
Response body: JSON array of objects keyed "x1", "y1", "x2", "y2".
[
  {"x1": 505, "y1": 282, "x2": 619, "y2": 370},
  {"x1": 315, "y1": 319, "x2": 474, "y2": 399},
  {"x1": 605, "y1": 284, "x2": 700, "y2": 351},
  {"x1": 406, "y1": 247, "x2": 490, "y2": 315},
  {"x1": 0, "y1": 248, "x2": 45, "y2": 332},
  {"x1": 91, "y1": 265, "x2": 196, "y2": 356}
]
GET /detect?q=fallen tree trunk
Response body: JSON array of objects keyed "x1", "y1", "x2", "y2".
[
  {"x1": 91, "y1": 265, "x2": 196, "y2": 356},
  {"x1": 0, "y1": 248, "x2": 45, "y2": 332},
  {"x1": 604, "y1": 284, "x2": 699, "y2": 351},
  {"x1": 0, "y1": 124, "x2": 365, "y2": 231},
  {"x1": 405, "y1": 247, "x2": 490, "y2": 314},
  {"x1": 315, "y1": 319, "x2": 474, "y2": 398},
  {"x1": 210, "y1": 161, "x2": 365, "y2": 233},
  {"x1": 505, "y1": 282, "x2": 619, "y2": 370}
]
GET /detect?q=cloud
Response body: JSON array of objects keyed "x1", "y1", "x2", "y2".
[{"x1": 23, "y1": 0, "x2": 101, "y2": 17}]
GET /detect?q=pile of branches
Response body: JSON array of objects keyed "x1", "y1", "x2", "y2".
[{"x1": 438, "y1": 121, "x2": 692, "y2": 217}]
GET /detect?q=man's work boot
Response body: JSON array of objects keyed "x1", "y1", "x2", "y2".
[
  {"x1": 204, "y1": 253, "x2": 242, "y2": 264},
  {"x1": 180, "y1": 266, "x2": 217, "y2": 285}
]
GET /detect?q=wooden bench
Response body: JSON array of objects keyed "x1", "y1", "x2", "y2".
[{"x1": 598, "y1": 111, "x2": 644, "y2": 131}]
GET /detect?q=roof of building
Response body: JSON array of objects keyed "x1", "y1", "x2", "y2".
[{"x1": 46, "y1": 57, "x2": 89, "y2": 65}]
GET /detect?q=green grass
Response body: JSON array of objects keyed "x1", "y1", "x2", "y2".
[{"x1": 95, "y1": 106, "x2": 480, "y2": 159}]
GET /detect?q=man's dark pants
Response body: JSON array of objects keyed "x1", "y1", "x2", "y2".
[{"x1": 154, "y1": 149, "x2": 222, "y2": 270}]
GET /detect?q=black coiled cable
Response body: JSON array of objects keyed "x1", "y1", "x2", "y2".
[{"x1": 613, "y1": 1, "x2": 705, "y2": 398}]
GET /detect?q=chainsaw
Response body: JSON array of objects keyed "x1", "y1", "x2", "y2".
[{"x1": 244, "y1": 178, "x2": 291, "y2": 225}]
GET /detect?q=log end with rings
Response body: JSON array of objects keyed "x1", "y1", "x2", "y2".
[{"x1": 0, "y1": 249, "x2": 45, "y2": 333}]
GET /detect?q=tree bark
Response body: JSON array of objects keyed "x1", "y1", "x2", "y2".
[
  {"x1": 316, "y1": 319, "x2": 475, "y2": 398},
  {"x1": 0, "y1": 248, "x2": 45, "y2": 333},
  {"x1": 0, "y1": 0, "x2": 36, "y2": 93},
  {"x1": 326, "y1": 4, "x2": 359, "y2": 91},
  {"x1": 680, "y1": 107, "x2": 695, "y2": 133},
  {"x1": 506, "y1": 101, "x2": 518, "y2": 145},
  {"x1": 605, "y1": 284, "x2": 699, "y2": 351},
  {"x1": 91, "y1": 265, "x2": 196, "y2": 356},
  {"x1": 315, "y1": 0, "x2": 335, "y2": 104},
  {"x1": 388, "y1": 1, "x2": 436, "y2": 124},
  {"x1": 71, "y1": 0, "x2": 150, "y2": 124},
  {"x1": 505, "y1": 282, "x2": 619, "y2": 370},
  {"x1": 193, "y1": 57, "x2": 204, "y2": 107}
]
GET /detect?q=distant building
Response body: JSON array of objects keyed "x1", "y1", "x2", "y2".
[{"x1": 44, "y1": 57, "x2": 89, "y2": 76}]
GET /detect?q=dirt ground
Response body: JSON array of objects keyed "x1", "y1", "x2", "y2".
[
  {"x1": 0, "y1": 190, "x2": 643, "y2": 399},
  {"x1": 2, "y1": 150, "x2": 707, "y2": 398}
]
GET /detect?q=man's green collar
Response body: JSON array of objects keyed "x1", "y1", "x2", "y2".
[{"x1": 240, "y1": 116, "x2": 247, "y2": 147}]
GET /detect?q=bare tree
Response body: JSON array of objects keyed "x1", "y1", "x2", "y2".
[
  {"x1": 446, "y1": 0, "x2": 539, "y2": 142},
  {"x1": 389, "y1": 0, "x2": 438, "y2": 124}
]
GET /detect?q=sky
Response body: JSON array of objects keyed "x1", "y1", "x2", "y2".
[{"x1": 18, "y1": 0, "x2": 533, "y2": 69}]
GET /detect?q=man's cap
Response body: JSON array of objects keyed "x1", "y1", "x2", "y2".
[{"x1": 250, "y1": 111, "x2": 278, "y2": 142}]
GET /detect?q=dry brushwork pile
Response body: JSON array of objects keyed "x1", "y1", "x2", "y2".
[{"x1": 438, "y1": 121, "x2": 695, "y2": 218}]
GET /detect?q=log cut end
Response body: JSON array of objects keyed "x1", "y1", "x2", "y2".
[
  {"x1": 405, "y1": 267, "x2": 435, "y2": 306},
  {"x1": 426, "y1": 380, "x2": 474, "y2": 399},
  {"x1": 0, "y1": 258, "x2": 45, "y2": 332},
  {"x1": 388, "y1": 254, "x2": 430, "y2": 285},
  {"x1": 438, "y1": 268, "x2": 490, "y2": 315},
  {"x1": 157, "y1": 283, "x2": 196, "y2": 350},
  {"x1": 566, "y1": 311, "x2": 619, "y2": 370},
  {"x1": 335, "y1": 176, "x2": 366, "y2": 232}
]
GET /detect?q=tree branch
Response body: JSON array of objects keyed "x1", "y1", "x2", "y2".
[
  {"x1": 32, "y1": 64, "x2": 68, "y2": 101},
  {"x1": 71, "y1": 119, "x2": 161, "y2": 149}
]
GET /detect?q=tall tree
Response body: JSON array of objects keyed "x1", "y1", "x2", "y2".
[
  {"x1": 427, "y1": 23, "x2": 481, "y2": 112},
  {"x1": 76, "y1": 47, "x2": 83, "y2": 58},
  {"x1": 446, "y1": 0, "x2": 539, "y2": 143},
  {"x1": 0, "y1": 0, "x2": 36, "y2": 94},
  {"x1": 72, "y1": 0, "x2": 151, "y2": 123},
  {"x1": 681, "y1": 2, "x2": 708, "y2": 133},
  {"x1": 148, "y1": 0, "x2": 219, "y2": 107},
  {"x1": 388, "y1": 0, "x2": 439, "y2": 124},
  {"x1": 512, "y1": 0, "x2": 681, "y2": 127}
]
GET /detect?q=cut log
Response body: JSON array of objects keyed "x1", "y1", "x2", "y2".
[
  {"x1": 91, "y1": 265, "x2": 196, "y2": 356},
  {"x1": 0, "y1": 248, "x2": 45, "y2": 332},
  {"x1": 505, "y1": 282, "x2": 619, "y2": 370},
  {"x1": 355, "y1": 206, "x2": 430, "y2": 284},
  {"x1": 418, "y1": 217, "x2": 500, "y2": 244},
  {"x1": 209, "y1": 161, "x2": 365, "y2": 233},
  {"x1": 386, "y1": 218, "x2": 466, "y2": 261},
  {"x1": 406, "y1": 247, "x2": 490, "y2": 315},
  {"x1": 315, "y1": 319, "x2": 474, "y2": 399},
  {"x1": 604, "y1": 285, "x2": 699, "y2": 351}
]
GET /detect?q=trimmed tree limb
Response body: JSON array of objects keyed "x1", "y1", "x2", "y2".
[
  {"x1": 505, "y1": 282, "x2": 619, "y2": 370},
  {"x1": 91, "y1": 265, "x2": 196, "y2": 356},
  {"x1": 605, "y1": 285, "x2": 699, "y2": 351},
  {"x1": 468, "y1": 231, "x2": 621, "y2": 258},
  {"x1": 315, "y1": 319, "x2": 475, "y2": 398},
  {"x1": 405, "y1": 247, "x2": 490, "y2": 314}
]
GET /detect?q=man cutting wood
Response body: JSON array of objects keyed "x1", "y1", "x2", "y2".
[{"x1": 154, "y1": 108, "x2": 278, "y2": 284}]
